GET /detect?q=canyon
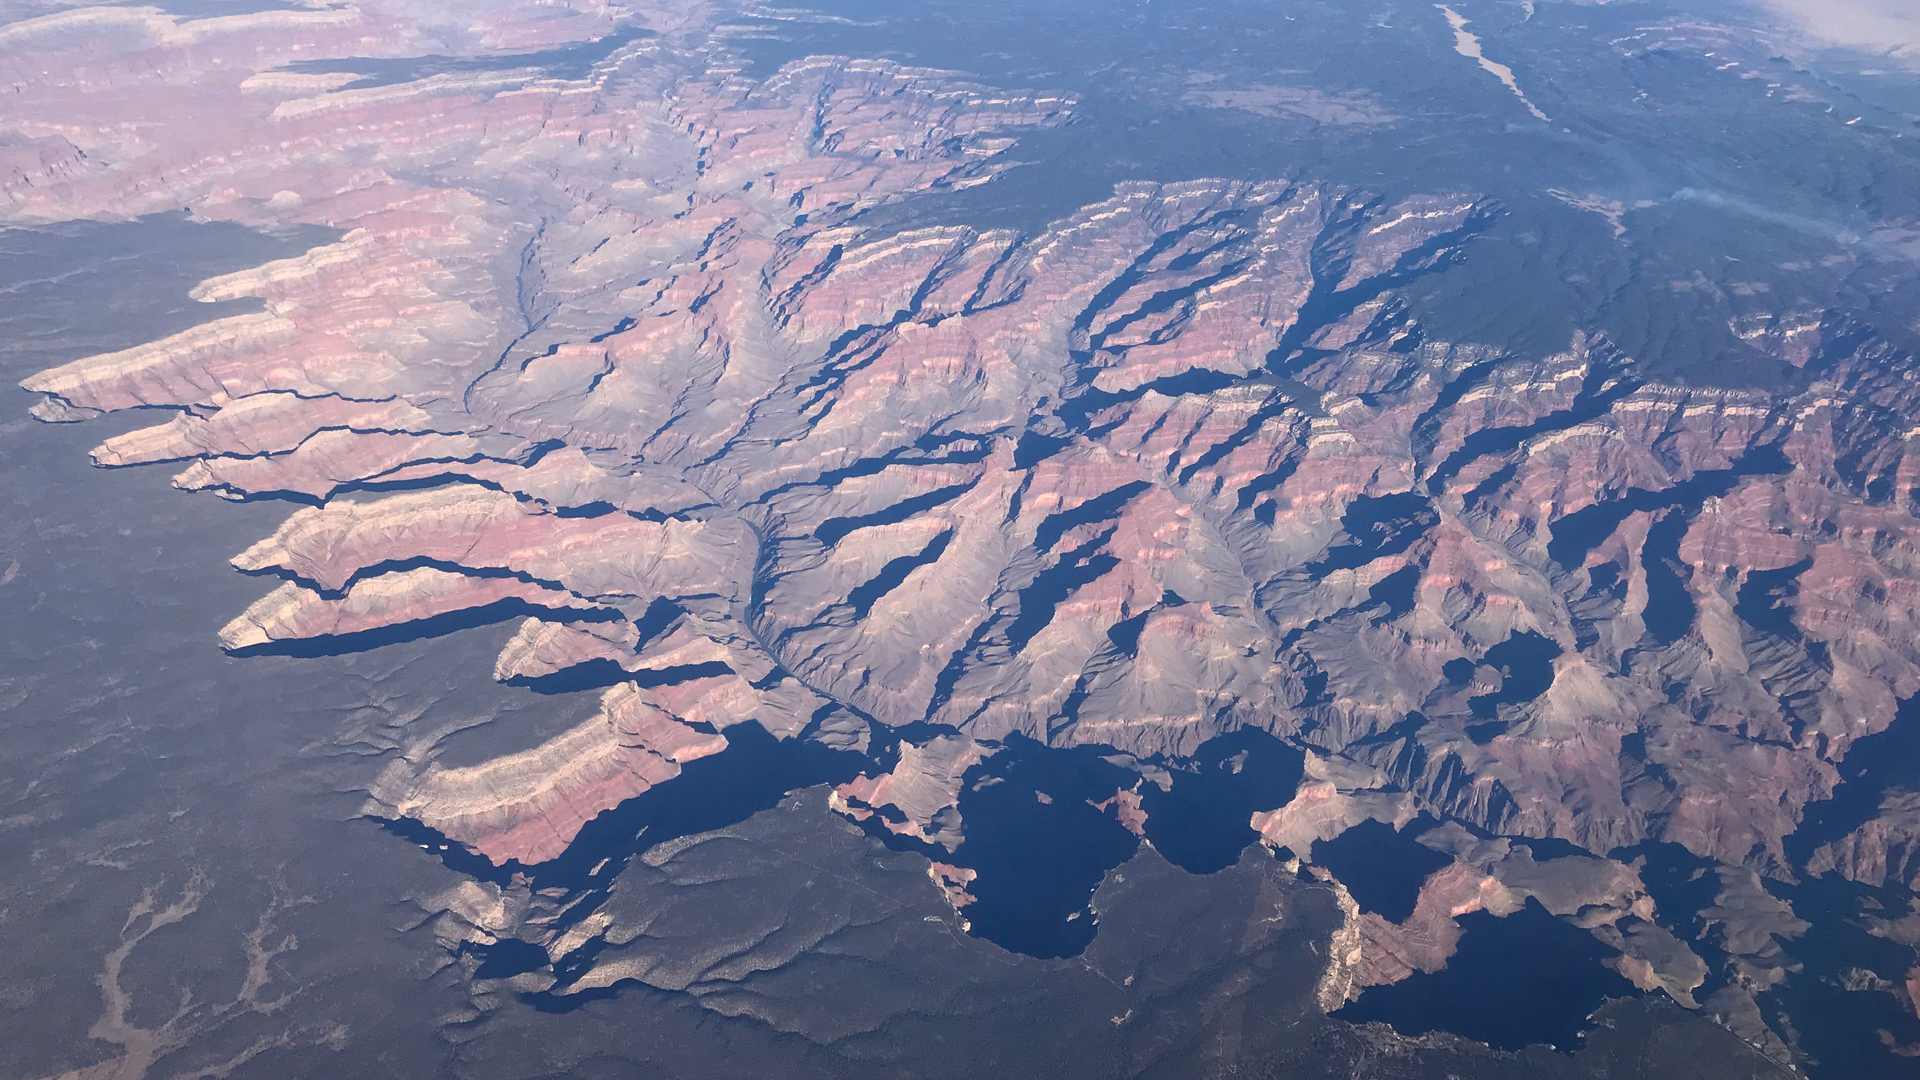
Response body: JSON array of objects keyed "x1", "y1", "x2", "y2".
[{"x1": 8, "y1": 0, "x2": 1920, "y2": 1071}]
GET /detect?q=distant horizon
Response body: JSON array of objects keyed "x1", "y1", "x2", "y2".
[{"x1": 1756, "y1": 0, "x2": 1920, "y2": 64}]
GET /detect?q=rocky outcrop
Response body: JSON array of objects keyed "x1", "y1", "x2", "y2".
[
  {"x1": 366, "y1": 681, "x2": 728, "y2": 866},
  {"x1": 830, "y1": 736, "x2": 997, "y2": 851},
  {"x1": 1251, "y1": 752, "x2": 1417, "y2": 857},
  {"x1": 1808, "y1": 791, "x2": 1920, "y2": 890},
  {"x1": 218, "y1": 567, "x2": 600, "y2": 651},
  {"x1": 1318, "y1": 821, "x2": 1704, "y2": 1007}
]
